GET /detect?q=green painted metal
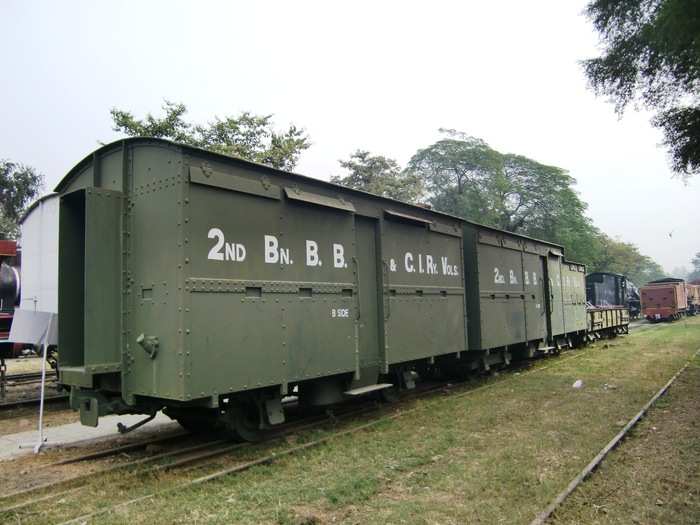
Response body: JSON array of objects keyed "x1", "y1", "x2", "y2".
[
  {"x1": 545, "y1": 253, "x2": 565, "y2": 337},
  {"x1": 382, "y1": 216, "x2": 466, "y2": 368},
  {"x1": 462, "y1": 223, "x2": 567, "y2": 351},
  {"x1": 353, "y1": 216, "x2": 381, "y2": 385},
  {"x1": 561, "y1": 260, "x2": 587, "y2": 334},
  {"x1": 56, "y1": 138, "x2": 466, "y2": 414},
  {"x1": 58, "y1": 188, "x2": 123, "y2": 383}
]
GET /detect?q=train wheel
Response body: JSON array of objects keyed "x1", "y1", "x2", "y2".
[
  {"x1": 225, "y1": 398, "x2": 267, "y2": 442},
  {"x1": 165, "y1": 408, "x2": 220, "y2": 434},
  {"x1": 379, "y1": 385, "x2": 400, "y2": 403},
  {"x1": 175, "y1": 415, "x2": 218, "y2": 434}
]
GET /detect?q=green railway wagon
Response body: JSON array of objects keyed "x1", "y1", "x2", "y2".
[
  {"x1": 56, "y1": 138, "x2": 467, "y2": 438},
  {"x1": 461, "y1": 223, "x2": 584, "y2": 368},
  {"x1": 561, "y1": 260, "x2": 588, "y2": 344}
]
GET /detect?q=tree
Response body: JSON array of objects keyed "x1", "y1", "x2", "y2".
[
  {"x1": 406, "y1": 132, "x2": 502, "y2": 225},
  {"x1": 583, "y1": 0, "x2": 700, "y2": 176},
  {"x1": 407, "y1": 131, "x2": 600, "y2": 262},
  {"x1": 688, "y1": 252, "x2": 700, "y2": 281},
  {"x1": 331, "y1": 150, "x2": 424, "y2": 203},
  {"x1": 0, "y1": 160, "x2": 44, "y2": 239},
  {"x1": 406, "y1": 131, "x2": 670, "y2": 275},
  {"x1": 111, "y1": 100, "x2": 311, "y2": 171},
  {"x1": 588, "y1": 235, "x2": 666, "y2": 285},
  {"x1": 671, "y1": 265, "x2": 689, "y2": 279}
]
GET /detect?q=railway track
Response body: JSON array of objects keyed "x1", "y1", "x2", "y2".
[
  {"x1": 0, "y1": 393, "x2": 68, "y2": 411},
  {"x1": 0, "y1": 347, "x2": 589, "y2": 524},
  {"x1": 4, "y1": 371, "x2": 46, "y2": 383},
  {"x1": 529, "y1": 347, "x2": 700, "y2": 525},
  {"x1": 0, "y1": 368, "x2": 64, "y2": 411}
]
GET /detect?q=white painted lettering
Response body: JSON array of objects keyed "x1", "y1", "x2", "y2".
[
  {"x1": 405, "y1": 252, "x2": 414, "y2": 273},
  {"x1": 306, "y1": 240, "x2": 320, "y2": 267},
  {"x1": 265, "y1": 235, "x2": 279, "y2": 264},
  {"x1": 207, "y1": 228, "x2": 225, "y2": 261},
  {"x1": 333, "y1": 243, "x2": 346, "y2": 268},
  {"x1": 494, "y1": 267, "x2": 505, "y2": 284},
  {"x1": 225, "y1": 242, "x2": 236, "y2": 261},
  {"x1": 236, "y1": 243, "x2": 246, "y2": 261}
]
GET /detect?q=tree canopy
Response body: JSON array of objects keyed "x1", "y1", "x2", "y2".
[
  {"x1": 407, "y1": 130, "x2": 600, "y2": 262},
  {"x1": 0, "y1": 160, "x2": 44, "y2": 239},
  {"x1": 111, "y1": 101, "x2": 311, "y2": 171},
  {"x1": 331, "y1": 150, "x2": 424, "y2": 203},
  {"x1": 688, "y1": 252, "x2": 700, "y2": 281},
  {"x1": 402, "y1": 130, "x2": 665, "y2": 277},
  {"x1": 583, "y1": 0, "x2": 700, "y2": 176},
  {"x1": 587, "y1": 234, "x2": 665, "y2": 285}
]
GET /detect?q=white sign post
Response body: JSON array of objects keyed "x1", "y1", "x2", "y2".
[
  {"x1": 9, "y1": 309, "x2": 58, "y2": 453},
  {"x1": 31, "y1": 314, "x2": 53, "y2": 452}
]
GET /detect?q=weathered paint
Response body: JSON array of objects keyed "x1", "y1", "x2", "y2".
[
  {"x1": 561, "y1": 261, "x2": 587, "y2": 334},
  {"x1": 462, "y1": 223, "x2": 569, "y2": 351}
]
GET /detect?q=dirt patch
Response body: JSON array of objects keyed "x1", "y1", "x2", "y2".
[{"x1": 0, "y1": 401, "x2": 74, "y2": 436}]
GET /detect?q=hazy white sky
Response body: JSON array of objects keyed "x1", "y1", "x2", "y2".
[{"x1": 1, "y1": 0, "x2": 698, "y2": 273}]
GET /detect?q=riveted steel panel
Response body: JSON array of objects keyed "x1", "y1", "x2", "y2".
[
  {"x1": 562, "y1": 261, "x2": 587, "y2": 333},
  {"x1": 284, "y1": 187, "x2": 356, "y2": 212},
  {"x1": 476, "y1": 243, "x2": 526, "y2": 347},
  {"x1": 463, "y1": 222, "x2": 564, "y2": 350},
  {"x1": 58, "y1": 187, "x2": 123, "y2": 384},
  {"x1": 355, "y1": 217, "x2": 381, "y2": 370},
  {"x1": 190, "y1": 165, "x2": 281, "y2": 200},
  {"x1": 546, "y1": 254, "x2": 565, "y2": 337},
  {"x1": 382, "y1": 218, "x2": 466, "y2": 365},
  {"x1": 522, "y1": 252, "x2": 548, "y2": 342},
  {"x1": 123, "y1": 145, "x2": 186, "y2": 400},
  {"x1": 185, "y1": 181, "x2": 358, "y2": 396}
]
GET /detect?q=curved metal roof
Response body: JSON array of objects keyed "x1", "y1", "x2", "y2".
[
  {"x1": 54, "y1": 136, "x2": 566, "y2": 250},
  {"x1": 18, "y1": 193, "x2": 59, "y2": 225}
]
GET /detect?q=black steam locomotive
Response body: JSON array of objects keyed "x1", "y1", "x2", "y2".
[{"x1": 585, "y1": 272, "x2": 640, "y2": 319}]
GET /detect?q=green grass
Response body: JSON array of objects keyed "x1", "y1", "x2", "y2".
[
  {"x1": 3, "y1": 317, "x2": 700, "y2": 525},
  {"x1": 552, "y1": 355, "x2": 700, "y2": 524}
]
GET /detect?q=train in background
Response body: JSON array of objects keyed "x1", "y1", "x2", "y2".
[
  {"x1": 0, "y1": 239, "x2": 21, "y2": 393},
  {"x1": 640, "y1": 278, "x2": 700, "y2": 322},
  {"x1": 585, "y1": 272, "x2": 641, "y2": 318},
  {"x1": 0, "y1": 240, "x2": 21, "y2": 357}
]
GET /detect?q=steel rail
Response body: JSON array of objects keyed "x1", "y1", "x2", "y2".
[
  {"x1": 0, "y1": 405, "x2": 374, "y2": 515},
  {"x1": 0, "y1": 435, "x2": 229, "y2": 503},
  {"x1": 43, "y1": 429, "x2": 190, "y2": 467},
  {"x1": 0, "y1": 398, "x2": 381, "y2": 509},
  {"x1": 0, "y1": 393, "x2": 67, "y2": 411},
  {"x1": 529, "y1": 348, "x2": 700, "y2": 525}
]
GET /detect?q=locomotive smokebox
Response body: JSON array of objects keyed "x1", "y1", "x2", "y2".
[
  {"x1": 0, "y1": 240, "x2": 20, "y2": 311},
  {"x1": 0, "y1": 262, "x2": 20, "y2": 310}
]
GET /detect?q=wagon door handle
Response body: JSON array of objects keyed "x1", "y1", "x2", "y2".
[
  {"x1": 352, "y1": 256, "x2": 361, "y2": 321},
  {"x1": 382, "y1": 260, "x2": 391, "y2": 319}
]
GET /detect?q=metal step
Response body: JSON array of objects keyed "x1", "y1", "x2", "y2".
[{"x1": 344, "y1": 383, "x2": 394, "y2": 396}]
